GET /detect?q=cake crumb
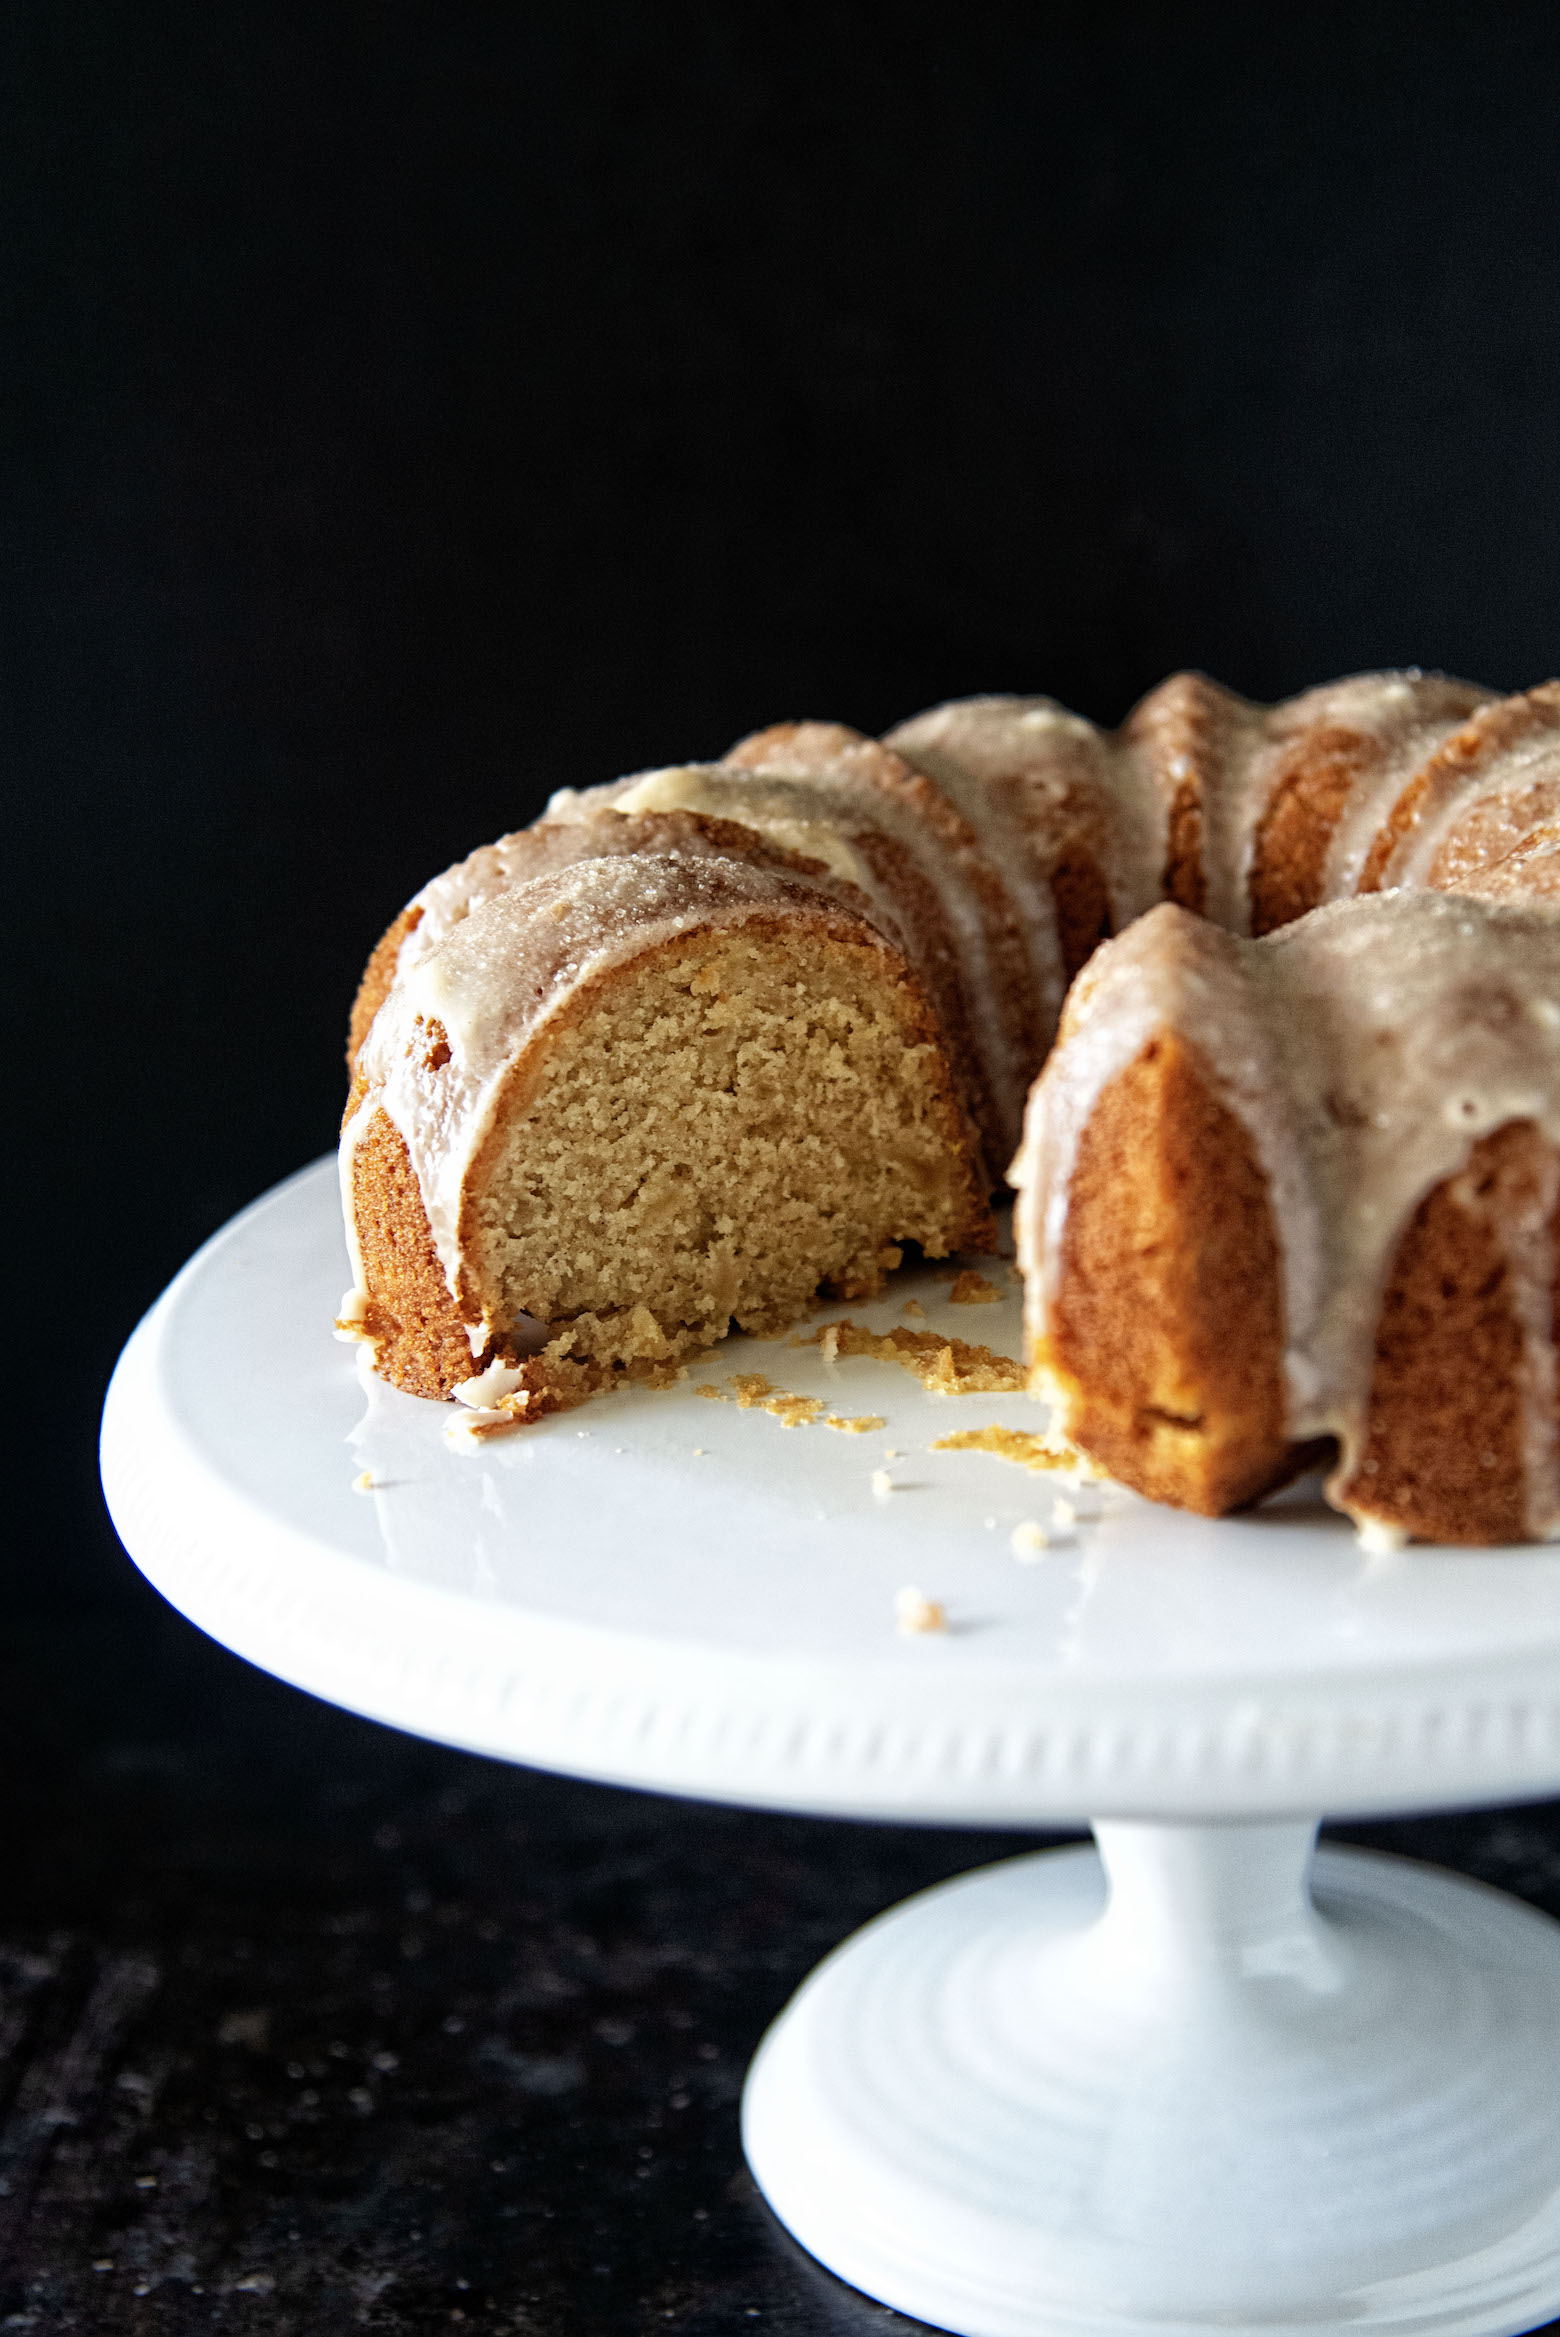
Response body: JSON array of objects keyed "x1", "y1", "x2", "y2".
[
  {"x1": 825, "y1": 1414, "x2": 885, "y2": 1434},
  {"x1": 949, "y1": 1269, "x2": 1001, "y2": 1305},
  {"x1": 1052, "y1": 1496, "x2": 1077, "y2": 1529},
  {"x1": 696, "y1": 1383, "x2": 726, "y2": 1401},
  {"x1": 882, "y1": 1446, "x2": 901, "y2": 1459},
  {"x1": 720, "y1": 1373, "x2": 824, "y2": 1427},
  {"x1": 768, "y1": 1396, "x2": 822, "y2": 1426},
  {"x1": 931, "y1": 1425, "x2": 1092, "y2": 1474},
  {"x1": 351, "y1": 1470, "x2": 376, "y2": 1495},
  {"x1": 691, "y1": 1446, "x2": 707, "y2": 1455},
  {"x1": 1356, "y1": 1515, "x2": 1408, "y2": 1555},
  {"x1": 901, "y1": 1298, "x2": 926, "y2": 1318},
  {"x1": 871, "y1": 1468, "x2": 894, "y2": 1499},
  {"x1": 1011, "y1": 1519, "x2": 1049, "y2": 1560},
  {"x1": 818, "y1": 1323, "x2": 841, "y2": 1365},
  {"x1": 895, "y1": 1585, "x2": 946, "y2": 1635},
  {"x1": 800, "y1": 1320, "x2": 1025, "y2": 1394}
]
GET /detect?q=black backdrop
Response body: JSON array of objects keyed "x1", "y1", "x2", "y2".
[
  {"x1": 20, "y1": 1, "x2": 1560, "y2": 1422},
  {"x1": 12, "y1": 7, "x2": 1560, "y2": 2328}
]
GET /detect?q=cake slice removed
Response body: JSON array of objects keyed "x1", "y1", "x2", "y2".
[{"x1": 342, "y1": 850, "x2": 993, "y2": 1418}]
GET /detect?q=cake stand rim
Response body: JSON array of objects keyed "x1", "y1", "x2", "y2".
[{"x1": 98, "y1": 1159, "x2": 1560, "y2": 1828}]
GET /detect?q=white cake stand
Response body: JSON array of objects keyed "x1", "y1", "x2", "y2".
[{"x1": 101, "y1": 1160, "x2": 1560, "y2": 2337}]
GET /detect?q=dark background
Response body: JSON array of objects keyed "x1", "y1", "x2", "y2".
[{"x1": 11, "y1": 5, "x2": 1560, "y2": 2329}]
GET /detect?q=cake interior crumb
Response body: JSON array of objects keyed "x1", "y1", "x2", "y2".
[
  {"x1": 465, "y1": 930, "x2": 978, "y2": 1398},
  {"x1": 825, "y1": 1414, "x2": 886, "y2": 1434},
  {"x1": 948, "y1": 1269, "x2": 1001, "y2": 1304}
]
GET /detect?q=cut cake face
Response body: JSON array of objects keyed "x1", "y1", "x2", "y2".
[{"x1": 342, "y1": 851, "x2": 992, "y2": 1419}]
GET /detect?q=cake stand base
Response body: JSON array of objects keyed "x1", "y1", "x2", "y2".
[{"x1": 742, "y1": 1819, "x2": 1560, "y2": 2337}]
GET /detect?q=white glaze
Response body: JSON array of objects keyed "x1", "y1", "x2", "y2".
[
  {"x1": 1318, "y1": 675, "x2": 1497, "y2": 902},
  {"x1": 888, "y1": 694, "x2": 1168, "y2": 1034},
  {"x1": 1392, "y1": 717, "x2": 1560, "y2": 892},
  {"x1": 606, "y1": 765, "x2": 870, "y2": 886}
]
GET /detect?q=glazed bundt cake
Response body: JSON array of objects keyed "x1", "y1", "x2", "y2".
[
  {"x1": 1010, "y1": 892, "x2": 1560, "y2": 1545},
  {"x1": 341, "y1": 667, "x2": 1560, "y2": 1540}
]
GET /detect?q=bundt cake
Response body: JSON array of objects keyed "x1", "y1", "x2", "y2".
[
  {"x1": 340, "y1": 667, "x2": 1560, "y2": 1540},
  {"x1": 1010, "y1": 892, "x2": 1560, "y2": 1546}
]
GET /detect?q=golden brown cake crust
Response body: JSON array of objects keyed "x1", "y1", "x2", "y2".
[
  {"x1": 350, "y1": 1103, "x2": 494, "y2": 1400},
  {"x1": 349, "y1": 904, "x2": 423, "y2": 1072},
  {"x1": 1360, "y1": 684, "x2": 1560, "y2": 892},
  {"x1": 1248, "y1": 725, "x2": 1380, "y2": 937},
  {"x1": 1123, "y1": 672, "x2": 1254, "y2": 917},
  {"x1": 1043, "y1": 1031, "x2": 1321, "y2": 1514},
  {"x1": 1335, "y1": 1122, "x2": 1548, "y2": 1544},
  {"x1": 1050, "y1": 849, "x2": 1114, "y2": 980}
]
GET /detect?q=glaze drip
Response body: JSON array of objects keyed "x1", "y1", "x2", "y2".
[{"x1": 1012, "y1": 891, "x2": 1560, "y2": 1525}]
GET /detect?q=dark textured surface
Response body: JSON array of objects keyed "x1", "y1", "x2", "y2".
[
  {"x1": 6, "y1": 1579, "x2": 1070, "y2": 2335},
  {"x1": 7, "y1": 1569, "x2": 1560, "y2": 2332}
]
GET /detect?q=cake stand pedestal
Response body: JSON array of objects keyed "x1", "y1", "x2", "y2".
[
  {"x1": 101, "y1": 1161, "x2": 1560, "y2": 2337},
  {"x1": 744, "y1": 1819, "x2": 1560, "y2": 2337}
]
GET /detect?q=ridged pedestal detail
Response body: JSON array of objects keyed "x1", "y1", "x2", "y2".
[{"x1": 743, "y1": 1823, "x2": 1560, "y2": 2337}]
